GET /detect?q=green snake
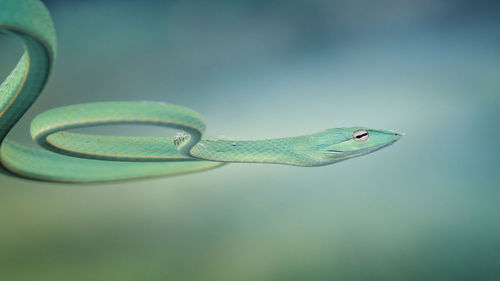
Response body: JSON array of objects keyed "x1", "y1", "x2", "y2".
[{"x1": 0, "y1": 0, "x2": 401, "y2": 182}]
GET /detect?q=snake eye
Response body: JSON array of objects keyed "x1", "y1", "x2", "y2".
[{"x1": 353, "y1": 129, "x2": 369, "y2": 142}]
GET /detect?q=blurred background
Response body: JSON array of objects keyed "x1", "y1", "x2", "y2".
[{"x1": 1, "y1": 0, "x2": 499, "y2": 280}]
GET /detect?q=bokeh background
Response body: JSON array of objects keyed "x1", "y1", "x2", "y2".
[{"x1": 1, "y1": 0, "x2": 499, "y2": 280}]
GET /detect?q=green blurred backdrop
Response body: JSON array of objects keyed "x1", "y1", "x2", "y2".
[{"x1": 1, "y1": 0, "x2": 499, "y2": 280}]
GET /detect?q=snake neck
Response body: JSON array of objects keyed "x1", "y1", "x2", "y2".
[{"x1": 189, "y1": 135, "x2": 325, "y2": 166}]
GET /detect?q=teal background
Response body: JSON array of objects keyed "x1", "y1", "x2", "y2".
[{"x1": 1, "y1": 0, "x2": 499, "y2": 280}]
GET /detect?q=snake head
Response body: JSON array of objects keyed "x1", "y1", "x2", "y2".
[{"x1": 309, "y1": 127, "x2": 402, "y2": 165}]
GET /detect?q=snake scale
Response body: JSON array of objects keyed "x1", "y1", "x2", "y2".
[{"x1": 0, "y1": 0, "x2": 401, "y2": 182}]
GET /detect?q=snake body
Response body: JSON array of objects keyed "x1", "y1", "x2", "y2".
[{"x1": 0, "y1": 0, "x2": 401, "y2": 182}]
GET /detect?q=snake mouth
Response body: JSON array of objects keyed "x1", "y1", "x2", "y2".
[
  {"x1": 325, "y1": 149, "x2": 343, "y2": 153},
  {"x1": 360, "y1": 140, "x2": 398, "y2": 155},
  {"x1": 324, "y1": 140, "x2": 397, "y2": 155}
]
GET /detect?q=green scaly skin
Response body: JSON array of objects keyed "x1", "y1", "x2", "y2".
[{"x1": 0, "y1": 0, "x2": 402, "y2": 183}]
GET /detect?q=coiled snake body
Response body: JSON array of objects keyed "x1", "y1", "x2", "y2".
[{"x1": 0, "y1": 0, "x2": 401, "y2": 182}]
